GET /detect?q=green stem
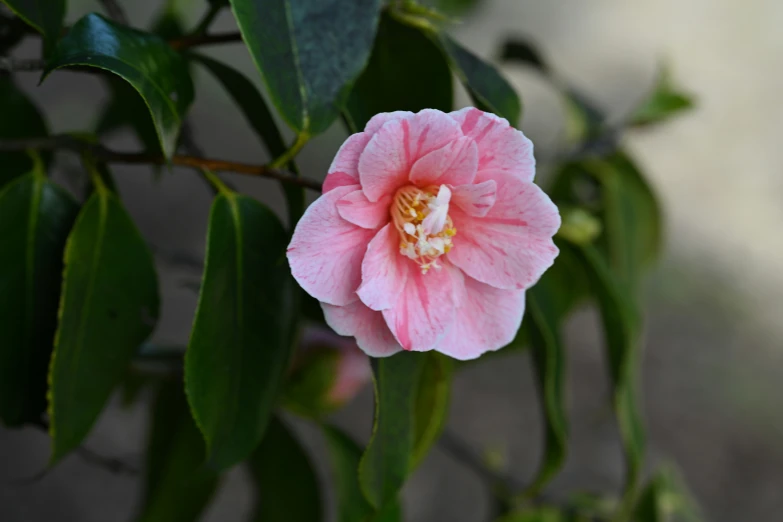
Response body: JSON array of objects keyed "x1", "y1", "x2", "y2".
[
  {"x1": 201, "y1": 168, "x2": 232, "y2": 196},
  {"x1": 193, "y1": 3, "x2": 223, "y2": 35},
  {"x1": 271, "y1": 132, "x2": 309, "y2": 168}
]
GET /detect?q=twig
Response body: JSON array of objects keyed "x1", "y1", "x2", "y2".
[
  {"x1": 76, "y1": 446, "x2": 139, "y2": 475},
  {"x1": 0, "y1": 57, "x2": 45, "y2": 72},
  {"x1": 0, "y1": 135, "x2": 323, "y2": 191},
  {"x1": 169, "y1": 31, "x2": 243, "y2": 51},
  {"x1": 192, "y1": 3, "x2": 224, "y2": 35},
  {"x1": 99, "y1": 0, "x2": 129, "y2": 25}
]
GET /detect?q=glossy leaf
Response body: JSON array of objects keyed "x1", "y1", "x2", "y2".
[
  {"x1": 577, "y1": 243, "x2": 645, "y2": 512},
  {"x1": 411, "y1": 352, "x2": 452, "y2": 470},
  {"x1": 585, "y1": 152, "x2": 662, "y2": 292},
  {"x1": 524, "y1": 281, "x2": 568, "y2": 496},
  {"x1": 0, "y1": 76, "x2": 49, "y2": 189},
  {"x1": 190, "y1": 53, "x2": 304, "y2": 223},
  {"x1": 135, "y1": 380, "x2": 220, "y2": 522},
  {"x1": 248, "y1": 416, "x2": 321, "y2": 522},
  {"x1": 344, "y1": 13, "x2": 452, "y2": 132},
  {"x1": 440, "y1": 34, "x2": 521, "y2": 127},
  {"x1": 630, "y1": 67, "x2": 694, "y2": 127},
  {"x1": 499, "y1": 38, "x2": 549, "y2": 74},
  {"x1": 0, "y1": 172, "x2": 78, "y2": 427},
  {"x1": 0, "y1": 0, "x2": 64, "y2": 52},
  {"x1": 44, "y1": 13, "x2": 194, "y2": 158},
  {"x1": 49, "y1": 184, "x2": 160, "y2": 463},
  {"x1": 228, "y1": 0, "x2": 382, "y2": 136},
  {"x1": 185, "y1": 192, "x2": 297, "y2": 470},
  {"x1": 359, "y1": 353, "x2": 425, "y2": 510}
]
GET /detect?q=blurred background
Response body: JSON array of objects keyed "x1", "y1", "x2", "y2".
[{"x1": 2, "y1": 0, "x2": 782, "y2": 520}]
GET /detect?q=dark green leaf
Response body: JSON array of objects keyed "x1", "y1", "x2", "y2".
[
  {"x1": 0, "y1": 76, "x2": 49, "y2": 189},
  {"x1": 0, "y1": 0, "x2": 64, "y2": 52},
  {"x1": 96, "y1": 76, "x2": 162, "y2": 155},
  {"x1": 49, "y1": 183, "x2": 160, "y2": 463},
  {"x1": 0, "y1": 8, "x2": 29, "y2": 54},
  {"x1": 344, "y1": 13, "x2": 452, "y2": 132},
  {"x1": 359, "y1": 352, "x2": 425, "y2": 510},
  {"x1": 576, "y1": 243, "x2": 645, "y2": 514},
  {"x1": 440, "y1": 34, "x2": 521, "y2": 127},
  {"x1": 248, "y1": 416, "x2": 322, "y2": 522},
  {"x1": 228, "y1": 0, "x2": 383, "y2": 136},
  {"x1": 634, "y1": 465, "x2": 702, "y2": 522},
  {"x1": 524, "y1": 281, "x2": 568, "y2": 496},
  {"x1": 435, "y1": 0, "x2": 480, "y2": 16},
  {"x1": 185, "y1": 192, "x2": 297, "y2": 470},
  {"x1": 282, "y1": 349, "x2": 341, "y2": 419},
  {"x1": 411, "y1": 352, "x2": 452, "y2": 470},
  {"x1": 0, "y1": 172, "x2": 78, "y2": 427},
  {"x1": 44, "y1": 13, "x2": 194, "y2": 158},
  {"x1": 630, "y1": 67, "x2": 694, "y2": 127},
  {"x1": 190, "y1": 53, "x2": 304, "y2": 223},
  {"x1": 499, "y1": 38, "x2": 549, "y2": 74},
  {"x1": 494, "y1": 507, "x2": 567, "y2": 522},
  {"x1": 323, "y1": 425, "x2": 374, "y2": 522},
  {"x1": 586, "y1": 152, "x2": 662, "y2": 292},
  {"x1": 135, "y1": 380, "x2": 220, "y2": 522}
]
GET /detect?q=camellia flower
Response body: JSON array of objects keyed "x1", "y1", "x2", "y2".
[{"x1": 287, "y1": 108, "x2": 560, "y2": 360}]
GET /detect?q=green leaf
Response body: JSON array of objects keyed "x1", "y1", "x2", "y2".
[
  {"x1": 282, "y1": 349, "x2": 341, "y2": 419},
  {"x1": 228, "y1": 0, "x2": 383, "y2": 136},
  {"x1": 494, "y1": 507, "x2": 567, "y2": 522},
  {"x1": 44, "y1": 13, "x2": 194, "y2": 159},
  {"x1": 0, "y1": 76, "x2": 49, "y2": 189},
  {"x1": 0, "y1": 0, "x2": 65, "y2": 53},
  {"x1": 439, "y1": 34, "x2": 521, "y2": 127},
  {"x1": 49, "y1": 184, "x2": 160, "y2": 463},
  {"x1": 190, "y1": 53, "x2": 304, "y2": 224},
  {"x1": 0, "y1": 8, "x2": 29, "y2": 55},
  {"x1": 359, "y1": 352, "x2": 425, "y2": 510},
  {"x1": 585, "y1": 152, "x2": 663, "y2": 292},
  {"x1": 0, "y1": 172, "x2": 78, "y2": 427},
  {"x1": 96, "y1": 76, "x2": 163, "y2": 155},
  {"x1": 630, "y1": 66, "x2": 694, "y2": 127},
  {"x1": 135, "y1": 380, "x2": 220, "y2": 522},
  {"x1": 634, "y1": 465, "x2": 702, "y2": 522},
  {"x1": 576, "y1": 243, "x2": 645, "y2": 515},
  {"x1": 248, "y1": 416, "x2": 321, "y2": 521},
  {"x1": 185, "y1": 192, "x2": 297, "y2": 470},
  {"x1": 344, "y1": 13, "x2": 452, "y2": 132},
  {"x1": 411, "y1": 352, "x2": 452, "y2": 470},
  {"x1": 323, "y1": 425, "x2": 374, "y2": 522},
  {"x1": 523, "y1": 282, "x2": 568, "y2": 496},
  {"x1": 499, "y1": 38, "x2": 549, "y2": 74}
]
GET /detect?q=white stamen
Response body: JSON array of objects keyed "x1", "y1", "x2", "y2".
[{"x1": 421, "y1": 185, "x2": 451, "y2": 235}]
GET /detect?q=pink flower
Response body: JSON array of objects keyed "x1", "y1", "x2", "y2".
[{"x1": 287, "y1": 108, "x2": 560, "y2": 360}]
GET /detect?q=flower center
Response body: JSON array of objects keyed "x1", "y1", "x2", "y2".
[{"x1": 391, "y1": 184, "x2": 457, "y2": 274}]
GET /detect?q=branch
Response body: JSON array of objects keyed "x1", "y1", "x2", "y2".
[
  {"x1": 99, "y1": 0, "x2": 129, "y2": 25},
  {"x1": 0, "y1": 135, "x2": 323, "y2": 192}
]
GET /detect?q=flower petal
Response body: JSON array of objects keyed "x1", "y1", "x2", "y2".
[
  {"x1": 336, "y1": 189, "x2": 391, "y2": 229},
  {"x1": 449, "y1": 107, "x2": 535, "y2": 184},
  {"x1": 359, "y1": 109, "x2": 463, "y2": 202},
  {"x1": 447, "y1": 173, "x2": 560, "y2": 290},
  {"x1": 322, "y1": 301, "x2": 402, "y2": 357},
  {"x1": 323, "y1": 132, "x2": 371, "y2": 193},
  {"x1": 287, "y1": 185, "x2": 375, "y2": 305},
  {"x1": 451, "y1": 179, "x2": 497, "y2": 217},
  {"x1": 409, "y1": 136, "x2": 478, "y2": 187},
  {"x1": 435, "y1": 273, "x2": 526, "y2": 360},
  {"x1": 382, "y1": 261, "x2": 458, "y2": 352},
  {"x1": 357, "y1": 224, "x2": 406, "y2": 310},
  {"x1": 364, "y1": 111, "x2": 414, "y2": 135}
]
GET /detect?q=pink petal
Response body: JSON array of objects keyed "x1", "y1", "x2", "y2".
[
  {"x1": 322, "y1": 301, "x2": 402, "y2": 357},
  {"x1": 435, "y1": 273, "x2": 526, "y2": 360},
  {"x1": 451, "y1": 179, "x2": 497, "y2": 217},
  {"x1": 357, "y1": 224, "x2": 406, "y2": 311},
  {"x1": 449, "y1": 107, "x2": 535, "y2": 184},
  {"x1": 287, "y1": 185, "x2": 375, "y2": 305},
  {"x1": 336, "y1": 189, "x2": 391, "y2": 229},
  {"x1": 382, "y1": 261, "x2": 458, "y2": 352},
  {"x1": 359, "y1": 109, "x2": 463, "y2": 202},
  {"x1": 323, "y1": 132, "x2": 371, "y2": 193},
  {"x1": 364, "y1": 111, "x2": 414, "y2": 135},
  {"x1": 447, "y1": 173, "x2": 560, "y2": 290},
  {"x1": 409, "y1": 136, "x2": 478, "y2": 187}
]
